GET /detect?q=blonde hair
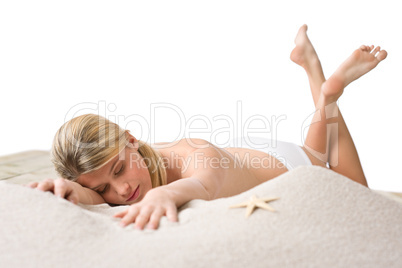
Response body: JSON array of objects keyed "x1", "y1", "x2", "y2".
[{"x1": 51, "y1": 114, "x2": 167, "y2": 188}]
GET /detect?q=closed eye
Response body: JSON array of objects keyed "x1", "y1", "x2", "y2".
[{"x1": 114, "y1": 164, "x2": 124, "y2": 176}]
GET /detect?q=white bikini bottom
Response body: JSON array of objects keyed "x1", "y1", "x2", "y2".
[{"x1": 228, "y1": 136, "x2": 312, "y2": 171}]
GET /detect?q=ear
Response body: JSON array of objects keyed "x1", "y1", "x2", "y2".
[{"x1": 126, "y1": 132, "x2": 139, "y2": 150}]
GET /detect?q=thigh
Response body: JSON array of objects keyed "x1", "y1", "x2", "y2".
[{"x1": 301, "y1": 146, "x2": 327, "y2": 168}]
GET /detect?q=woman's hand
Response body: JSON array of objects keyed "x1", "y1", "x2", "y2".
[
  {"x1": 114, "y1": 187, "x2": 178, "y2": 230},
  {"x1": 27, "y1": 178, "x2": 80, "y2": 204}
]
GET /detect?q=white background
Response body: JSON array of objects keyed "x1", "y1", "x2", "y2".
[{"x1": 0, "y1": 0, "x2": 400, "y2": 191}]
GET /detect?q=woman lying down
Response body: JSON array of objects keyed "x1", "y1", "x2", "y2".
[{"x1": 28, "y1": 25, "x2": 387, "y2": 230}]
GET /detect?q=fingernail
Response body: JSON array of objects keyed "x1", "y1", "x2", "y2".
[{"x1": 119, "y1": 221, "x2": 126, "y2": 227}]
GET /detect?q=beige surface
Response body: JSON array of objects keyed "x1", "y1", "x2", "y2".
[
  {"x1": 0, "y1": 150, "x2": 57, "y2": 184},
  {"x1": 1, "y1": 164, "x2": 402, "y2": 267}
]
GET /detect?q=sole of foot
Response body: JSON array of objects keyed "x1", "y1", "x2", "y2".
[{"x1": 321, "y1": 45, "x2": 387, "y2": 101}]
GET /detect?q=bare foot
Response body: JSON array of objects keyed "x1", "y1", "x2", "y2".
[
  {"x1": 322, "y1": 45, "x2": 388, "y2": 100},
  {"x1": 290, "y1": 24, "x2": 320, "y2": 71}
]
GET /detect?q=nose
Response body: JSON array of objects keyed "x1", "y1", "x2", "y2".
[{"x1": 114, "y1": 182, "x2": 130, "y2": 197}]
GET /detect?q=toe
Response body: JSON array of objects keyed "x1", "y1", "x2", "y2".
[
  {"x1": 376, "y1": 50, "x2": 388, "y2": 62},
  {"x1": 371, "y1": 46, "x2": 381, "y2": 55},
  {"x1": 360, "y1": 45, "x2": 371, "y2": 52},
  {"x1": 295, "y1": 24, "x2": 308, "y2": 42},
  {"x1": 298, "y1": 24, "x2": 308, "y2": 33}
]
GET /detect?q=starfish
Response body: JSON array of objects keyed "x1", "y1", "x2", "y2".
[{"x1": 229, "y1": 195, "x2": 280, "y2": 218}]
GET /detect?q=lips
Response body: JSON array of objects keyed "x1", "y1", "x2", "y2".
[{"x1": 127, "y1": 185, "x2": 140, "y2": 202}]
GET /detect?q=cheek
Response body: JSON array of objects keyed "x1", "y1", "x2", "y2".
[
  {"x1": 129, "y1": 159, "x2": 149, "y2": 178},
  {"x1": 140, "y1": 165, "x2": 152, "y2": 181},
  {"x1": 102, "y1": 192, "x2": 116, "y2": 203},
  {"x1": 135, "y1": 170, "x2": 151, "y2": 185}
]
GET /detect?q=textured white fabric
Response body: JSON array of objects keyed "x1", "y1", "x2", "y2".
[
  {"x1": 0, "y1": 166, "x2": 401, "y2": 268},
  {"x1": 229, "y1": 136, "x2": 312, "y2": 170}
]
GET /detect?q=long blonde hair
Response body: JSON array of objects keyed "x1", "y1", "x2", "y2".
[{"x1": 51, "y1": 114, "x2": 167, "y2": 187}]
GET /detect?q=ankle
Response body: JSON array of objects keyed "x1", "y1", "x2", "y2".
[
  {"x1": 303, "y1": 57, "x2": 321, "y2": 72},
  {"x1": 316, "y1": 93, "x2": 339, "y2": 116},
  {"x1": 321, "y1": 75, "x2": 344, "y2": 101}
]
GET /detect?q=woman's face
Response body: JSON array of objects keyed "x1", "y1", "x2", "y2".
[{"x1": 77, "y1": 141, "x2": 153, "y2": 205}]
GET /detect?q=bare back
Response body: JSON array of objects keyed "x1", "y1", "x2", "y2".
[{"x1": 155, "y1": 139, "x2": 289, "y2": 198}]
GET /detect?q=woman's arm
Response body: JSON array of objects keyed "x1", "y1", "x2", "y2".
[
  {"x1": 115, "y1": 140, "x2": 231, "y2": 229},
  {"x1": 163, "y1": 177, "x2": 211, "y2": 207},
  {"x1": 66, "y1": 179, "x2": 105, "y2": 204},
  {"x1": 167, "y1": 140, "x2": 231, "y2": 203},
  {"x1": 114, "y1": 177, "x2": 212, "y2": 230},
  {"x1": 28, "y1": 178, "x2": 105, "y2": 205}
]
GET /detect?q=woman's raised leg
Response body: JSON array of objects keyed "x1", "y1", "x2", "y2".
[{"x1": 290, "y1": 25, "x2": 387, "y2": 187}]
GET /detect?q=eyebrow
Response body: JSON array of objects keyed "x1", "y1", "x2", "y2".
[{"x1": 89, "y1": 158, "x2": 120, "y2": 191}]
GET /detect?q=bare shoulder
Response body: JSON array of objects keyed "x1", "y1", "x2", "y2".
[
  {"x1": 152, "y1": 138, "x2": 214, "y2": 156},
  {"x1": 152, "y1": 138, "x2": 221, "y2": 183}
]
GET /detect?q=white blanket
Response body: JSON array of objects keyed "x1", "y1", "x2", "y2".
[{"x1": 0, "y1": 166, "x2": 401, "y2": 267}]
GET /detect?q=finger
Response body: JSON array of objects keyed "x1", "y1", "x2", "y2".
[
  {"x1": 54, "y1": 178, "x2": 67, "y2": 198},
  {"x1": 134, "y1": 207, "x2": 153, "y2": 230},
  {"x1": 66, "y1": 191, "x2": 79, "y2": 205},
  {"x1": 26, "y1": 182, "x2": 39, "y2": 188},
  {"x1": 37, "y1": 179, "x2": 55, "y2": 192},
  {"x1": 147, "y1": 209, "x2": 165, "y2": 229},
  {"x1": 166, "y1": 206, "x2": 178, "y2": 222},
  {"x1": 121, "y1": 206, "x2": 141, "y2": 227},
  {"x1": 114, "y1": 210, "x2": 128, "y2": 218}
]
